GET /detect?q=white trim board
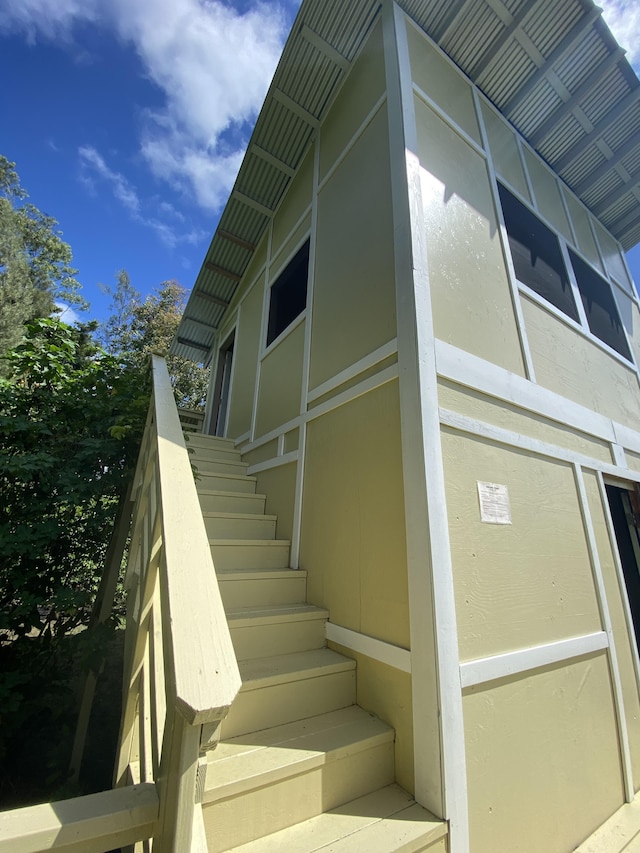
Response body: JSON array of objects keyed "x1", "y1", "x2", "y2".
[
  {"x1": 246, "y1": 451, "x2": 298, "y2": 475},
  {"x1": 307, "y1": 338, "x2": 398, "y2": 404},
  {"x1": 460, "y1": 631, "x2": 608, "y2": 689},
  {"x1": 326, "y1": 622, "x2": 411, "y2": 674},
  {"x1": 435, "y1": 339, "x2": 640, "y2": 452},
  {"x1": 439, "y1": 408, "x2": 640, "y2": 482}
]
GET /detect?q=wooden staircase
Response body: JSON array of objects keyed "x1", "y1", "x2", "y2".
[{"x1": 187, "y1": 434, "x2": 448, "y2": 853}]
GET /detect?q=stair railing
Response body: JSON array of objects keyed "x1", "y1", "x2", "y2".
[{"x1": 114, "y1": 354, "x2": 241, "y2": 851}]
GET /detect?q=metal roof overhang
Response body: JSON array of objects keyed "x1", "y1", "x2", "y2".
[{"x1": 173, "y1": 0, "x2": 640, "y2": 362}]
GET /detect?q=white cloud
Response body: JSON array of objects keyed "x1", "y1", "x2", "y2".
[
  {"x1": 599, "y1": 1, "x2": 640, "y2": 70},
  {"x1": 0, "y1": 0, "x2": 290, "y2": 212},
  {"x1": 55, "y1": 302, "x2": 82, "y2": 325},
  {"x1": 78, "y1": 144, "x2": 207, "y2": 248}
]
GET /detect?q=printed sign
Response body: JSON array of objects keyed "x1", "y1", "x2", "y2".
[{"x1": 477, "y1": 481, "x2": 511, "y2": 525}]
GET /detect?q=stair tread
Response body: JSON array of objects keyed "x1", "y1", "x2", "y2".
[
  {"x1": 206, "y1": 707, "x2": 393, "y2": 802},
  {"x1": 210, "y1": 538, "x2": 290, "y2": 547},
  {"x1": 227, "y1": 603, "x2": 329, "y2": 624},
  {"x1": 198, "y1": 490, "x2": 267, "y2": 499},
  {"x1": 225, "y1": 784, "x2": 447, "y2": 852},
  {"x1": 203, "y1": 511, "x2": 278, "y2": 521},
  {"x1": 196, "y1": 472, "x2": 257, "y2": 482},
  {"x1": 217, "y1": 567, "x2": 306, "y2": 579},
  {"x1": 238, "y1": 648, "x2": 355, "y2": 691}
]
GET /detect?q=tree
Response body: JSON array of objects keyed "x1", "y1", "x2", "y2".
[
  {"x1": 0, "y1": 155, "x2": 85, "y2": 359},
  {"x1": 101, "y1": 272, "x2": 210, "y2": 410},
  {"x1": 0, "y1": 318, "x2": 149, "y2": 801}
]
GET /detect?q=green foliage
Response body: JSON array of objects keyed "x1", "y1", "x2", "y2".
[
  {"x1": 0, "y1": 155, "x2": 85, "y2": 361},
  {"x1": 101, "y1": 271, "x2": 210, "y2": 410},
  {"x1": 0, "y1": 318, "x2": 149, "y2": 801}
]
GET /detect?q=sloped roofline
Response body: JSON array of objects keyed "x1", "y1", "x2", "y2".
[{"x1": 173, "y1": 0, "x2": 640, "y2": 362}]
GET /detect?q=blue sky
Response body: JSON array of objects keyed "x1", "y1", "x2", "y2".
[{"x1": 0, "y1": 0, "x2": 639, "y2": 326}]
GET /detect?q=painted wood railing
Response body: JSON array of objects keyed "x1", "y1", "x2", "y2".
[
  {"x1": 114, "y1": 354, "x2": 241, "y2": 849},
  {"x1": 0, "y1": 356, "x2": 241, "y2": 853}
]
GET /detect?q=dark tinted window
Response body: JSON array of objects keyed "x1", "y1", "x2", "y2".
[
  {"x1": 267, "y1": 240, "x2": 310, "y2": 346},
  {"x1": 569, "y1": 250, "x2": 631, "y2": 360},
  {"x1": 498, "y1": 184, "x2": 578, "y2": 322}
]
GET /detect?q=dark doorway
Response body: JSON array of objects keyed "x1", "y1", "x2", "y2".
[
  {"x1": 606, "y1": 484, "x2": 640, "y2": 652},
  {"x1": 210, "y1": 332, "x2": 235, "y2": 437}
]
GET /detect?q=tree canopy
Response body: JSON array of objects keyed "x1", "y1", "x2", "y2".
[
  {"x1": 101, "y1": 271, "x2": 210, "y2": 410},
  {"x1": 0, "y1": 156, "x2": 85, "y2": 360}
]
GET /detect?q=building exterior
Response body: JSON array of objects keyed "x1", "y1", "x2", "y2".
[{"x1": 173, "y1": 1, "x2": 640, "y2": 850}]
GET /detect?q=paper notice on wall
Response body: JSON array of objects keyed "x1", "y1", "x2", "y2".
[{"x1": 477, "y1": 482, "x2": 511, "y2": 525}]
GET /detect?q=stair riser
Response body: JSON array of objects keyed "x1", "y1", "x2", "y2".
[
  {"x1": 218, "y1": 576, "x2": 307, "y2": 609},
  {"x1": 195, "y1": 474, "x2": 257, "y2": 494},
  {"x1": 198, "y1": 493, "x2": 266, "y2": 514},
  {"x1": 203, "y1": 741, "x2": 394, "y2": 852},
  {"x1": 185, "y1": 435, "x2": 235, "y2": 451},
  {"x1": 192, "y1": 458, "x2": 248, "y2": 476},
  {"x1": 223, "y1": 670, "x2": 356, "y2": 739},
  {"x1": 203, "y1": 516, "x2": 277, "y2": 540},
  {"x1": 211, "y1": 543, "x2": 290, "y2": 571},
  {"x1": 229, "y1": 618, "x2": 327, "y2": 662},
  {"x1": 189, "y1": 448, "x2": 242, "y2": 464}
]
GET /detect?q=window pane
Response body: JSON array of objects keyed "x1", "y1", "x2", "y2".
[
  {"x1": 267, "y1": 240, "x2": 310, "y2": 346},
  {"x1": 569, "y1": 250, "x2": 631, "y2": 360},
  {"x1": 498, "y1": 184, "x2": 578, "y2": 322}
]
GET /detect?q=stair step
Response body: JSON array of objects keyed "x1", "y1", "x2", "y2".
[
  {"x1": 188, "y1": 445, "x2": 242, "y2": 463},
  {"x1": 203, "y1": 707, "x2": 395, "y2": 852},
  {"x1": 195, "y1": 472, "x2": 257, "y2": 494},
  {"x1": 223, "y1": 649, "x2": 356, "y2": 738},
  {"x1": 203, "y1": 512, "x2": 277, "y2": 540},
  {"x1": 192, "y1": 458, "x2": 248, "y2": 476},
  {"x1": 198, "y1": 490, "x2": 267, "y2": 514},
  {"x1": 217, "y1": 568, "x2": 307, "y2": 609},
  {"x1": 222, "y1": 784, "x2": 448, "y2": 853},
  {"x1": 228, "y1": 603, "x2": 329, "y2": 661},
  {"x1": 210, "y1": 539, "x2": 291, "y2": 571},
  {"x1": 185, "y1": 434, "x2": 236, "y2": 451}
]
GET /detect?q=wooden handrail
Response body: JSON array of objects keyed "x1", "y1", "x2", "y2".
[
  {"x1": 114, "y1": 355, "x2": 241, "y2": 850},
  {"x1": 0, "y1": 784, "x2": 158, "y2": 853}
]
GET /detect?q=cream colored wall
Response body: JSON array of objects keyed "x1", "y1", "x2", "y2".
[
  {"x1": 255, "y1": 463, "x2": 297, "y2": 542},
  {"x1": 254, "y1": 321, "x2": 305, "y2": 438},
  {"x1": 310, "y1": 104, "x2": 396, "y2": 391},
  {"x1": 463, "y1": 654, "x2": 623, "y2": 853},
  {"x1": 413, "y1": 96, "x2": 525, "y2": 377},
  {"x1": 438, "y1": 379, "x2": 613, "y2": 464},
  {"x1": 271, "y1": 146, "x2": 313, "y2": 257},
  {"x1": 329, "y1": 642, "x2": 414, "y2": 795},
  {"x1": 441, "y1": 428, "x2": 629, "y2": 850},
  {"x1": 226, "y1": 276, "x2": 264, "y2": 438},
  {"x1": 318, "y1": 20, "x2": 385, "y2": 181},
  {"x1": 300, "y1": 380, "x2": 409, "y2": 651},
  {"x1": 522, "y1": 295, "x2": 640, "y2": 430},
  {"x1": 442, "y1": 431, "x2": 602, "y2": 661}
]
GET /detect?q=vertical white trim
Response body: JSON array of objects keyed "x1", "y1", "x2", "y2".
[
  {"x1": 473, "y1": 87, "x2": 536, "y2": 383},
  {"x1": 596, "y1": 472, "x2": 640, "y2": 699},
  {"x1": 249, "y1": 223, "x2": 273, "y2": 443},
  {"x1": 560, "y1": 239, "x2": 591, "y2": 332},
  {"x1": 291, "y1": 139, "x2": 320, "y2": 568},
  {"x1": 384, "y1": 4, "x2": 469, "y2": 849},
  {"x1": 574, "y1": 464, "x2": 634, "y2": 802},
  {"x1": 612, "y1": 444, "x2": 627, "y2": 468},
  {"x1": 203, "y1": 347, "x2": 220, "y2": 435}
]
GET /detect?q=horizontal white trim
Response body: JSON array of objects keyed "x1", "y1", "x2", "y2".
[
  {"x1": 326, "y1": 621, "x2": 411, "y2": 673},
  {"x1": 241, "y1": 415, "x2": 301, "y2": 454},
  {"x1": 233, "y1": 431, "x2": 251, "y2": 447},
  {"x1": 519, "y1": 285, "x2": 637, "y2": 371},
  {"x1": 436, "y1": 339, "x2": 619, "y2": 445},
  {"x1": 260, "y1": 310, "x2": 307, "y2": 361},
  {"x1": 307, "y1": 338, "x2": 398, "y2": 403},
  {"x1": 439, "y1": 408, "x2": 640, "y2": 483},
  {"x1": 306, "y1": 363, "x2": 399, "y2": 423},
  {"x1": 460, "y1": 631, "x2": 608, "y2": 689},
  {"x1": 412, "y1": 82, "x2": 485, "y2": 159},
  {"x1": 317, "y1": 94, "x2": 387, "y2": 194},
  {"x1": 613, "y1": 422, "x2": 640, "y2": 455},
  {"x1": 246, "y1": 451, "x2": 298, "y2": 475}
]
